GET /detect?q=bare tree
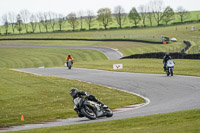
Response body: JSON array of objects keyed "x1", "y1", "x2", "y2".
[
  {"x1": 8, "y1": 12, "x2": 17, "y2": 33},
  {"x1": 67, "y1": 13, "x2": 79, "y2": 31},
  {"x1": 16, "y1": 14, "x2": 23, "y2": 33},
  {"x1": 58, "y1": 14, "x2": 66, "y2": 31},
  {"x1": 162, "y1": 6, "x2": 175, "y2": 25},
  {"x1": 85, "y1": 10, "x2": 95, "y2": 30},
  {"x1": 146, "y1": 4, "x2": 153, "y2": 26},
  {"x1": 41, "y1": 12, "x2": 49, "y2": 32},
  {"x1": 36, "y1": 12, "x2": 44, "y2": 33},
  {"x1": 151, "y1": 0, "x2": 165, "y2": 26},
  {"x1": 2, "y1": 14, "x2": 9, "y2": 35},
  {"x1": 77, "y1": 11, "x2": 85, "y2": 30},
  {"x1": 138, "y1": 5, "x2": 147, "y2": 27},
  {"x1": 128, "y1": 7, "x2": 141, "y2": 27},
  {"x1": 113, "y1": 5, "x2": 127, "y2": 28},
  {"x1": 176, "y1": 6, "x2": 190, "y2": 23},
  {"x1": 30, "y1": 14, "x2": 37, "y2": 33},
  {"x1": 97, "y1": 8, "x2": 112, "y2": 29},
  {"x1": 20, "y1": 9, "x2": 31, "y2": 33},
  {"x1": 48, "y1": 12, "x2": 57, "y2": 32}
]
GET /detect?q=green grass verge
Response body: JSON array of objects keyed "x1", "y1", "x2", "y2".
[
  {"x1": 74, "y1": 59, "x2": 200, "y2": 77},
  {"x1": 0, "y1": 47, "x2": 107, "y2": 68},
  {"x1": 9, "y1": 109, "x2": 200, "y2": 133},
  {"x1": 0, "y1": 68, "x2": 144, "y2": 128}
]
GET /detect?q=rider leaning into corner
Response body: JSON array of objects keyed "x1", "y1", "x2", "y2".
[
  {"x1": 66, "y1": 54, "x2": 74, "y2": 66},
  {"x1": 70, "y1": 88, "x2": 107, "y2": 117},
  {"x1": 163, "y1": 53, "x2": 172, "y2": 71}
]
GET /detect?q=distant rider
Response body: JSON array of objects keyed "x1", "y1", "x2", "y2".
[
  {"x1": 66, "y1": 55, "x2": 74, "y2": 67},
  {"x1": 70, "y1": 88, "x2": 107, "y2": 117},
  {"x1": 163, "y1": 53, "x2": 172, "y2": 71}
]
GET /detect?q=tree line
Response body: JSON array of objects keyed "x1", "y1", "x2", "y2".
[{"x1": 1, "y1": 0, "x2": 193, "y2": 35}]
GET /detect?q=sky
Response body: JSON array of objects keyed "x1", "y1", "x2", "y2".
[{"x1": 0, "y1": 0, "x2": 199, "y2": 18}]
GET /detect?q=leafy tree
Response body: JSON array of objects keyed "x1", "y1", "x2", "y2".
[
  {"x1": 162, "y1": 6, "x2": 175, "y2": 25},
  {"x1": 85, "y1": 10, "x2": 95, "y2": 30},
  {"x1": 176, "y1": 6, "x2": 190, "y2": 23},
  {"x1": 67, "y1": 13, "x2": 79, "y2": 31},
  {"x1": 58, "y1": 14, "x2": 66, "y2": 31},
  {"x1": 16, "y1": 14, "x2": 23, "y2": 33},
  {"x1": 97, "y1": 8, "x2": 112, "y2": 29},
  {"x1": 138, "y1": 5, "x2": 148, "y2": 27},
  {"x1": 113, "y1": 6, "x2": 127, "y2": 28},
  {"x1": 151, "y1": 0, "x2": 165, "y2": 26},
  {"x1": 30, "y1": 14, "x2": 37, "y2": 33},
  {"x1": 128, "y1": 7, "x2": 141, "y2": 27}
]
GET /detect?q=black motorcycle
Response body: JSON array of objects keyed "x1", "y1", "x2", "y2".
[{"x1": 73, "y1": 97, "x2": 113, "y2": 120}]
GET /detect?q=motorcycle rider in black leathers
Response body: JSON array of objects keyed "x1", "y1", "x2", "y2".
[
  {"x1": 70, "y1": 88, "x2": 107, "y2": 117},
  {"x1": 163, "y1": 53, "x2": 172, "y2": 71}
]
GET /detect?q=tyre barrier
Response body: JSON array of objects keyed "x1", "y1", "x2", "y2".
[{"x1": 121, "y1": 52, "x2": 200, "y2": 59}]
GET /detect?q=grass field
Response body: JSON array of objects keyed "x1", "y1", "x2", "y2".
[
  {"x1": 0, "y1": 47, "x2": 145, "y2": 128},
  {"x1": 0, "y1": 47, "x2": 107, "y2": 68},
  {"x1": 0, "y1": 15, "x2": 200, "y2": 131},
  {"x1": 74, "y1": 59, "x2": 200, "y2": 77},
  {"x1": 8, "y1": 109, "x2": 200, "y2": 133},
  {"x1": 1, "y1": 23, "x2": 199, "y2": 54}
]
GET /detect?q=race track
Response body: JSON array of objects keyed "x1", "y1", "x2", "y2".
[{"x1": 1, "y1": 67, "x2": 200, "y2": 132}]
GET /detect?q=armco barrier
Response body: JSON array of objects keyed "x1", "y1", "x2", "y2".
[{"x1": 121, "y1": 52, "x2": 200, "y2": 59}]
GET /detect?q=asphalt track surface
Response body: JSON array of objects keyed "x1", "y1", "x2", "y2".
[
  {"x1": 1, "y1": 67, "x2": 200, "y2": 132},
  {"x1": 0, "y1": 44, "x2": 123, "y2": 60}
]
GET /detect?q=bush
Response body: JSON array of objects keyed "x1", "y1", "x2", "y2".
[
  {"x1": 89, "y1": 28, "x2": 98, "y2": 31},
  {"x1": 123, "y1": 26, "x2": 131, "y2": 29},
  {"x1": 80, "y1": 28, "x2": 86, "y2": 31},
  {"x1": 109, "y1": 27, "x2": 118, "y2": 30}
]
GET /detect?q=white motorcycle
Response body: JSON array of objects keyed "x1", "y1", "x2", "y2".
[
  {"x1": 166, "y1": 60, "x2": 175, "y2": 76},
  {"x1": 66, "y1": 59, "x2": 72, "y2": 69}
]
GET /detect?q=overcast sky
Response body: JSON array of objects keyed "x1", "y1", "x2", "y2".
[{"x1": 0, "y1": 0, "x2": 199, "y2": 17}]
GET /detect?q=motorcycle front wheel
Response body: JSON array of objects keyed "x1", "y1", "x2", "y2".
[
  {"x1": 105, "y1": 108, "x2": 113, "y2": 117},
  {"x1": 170, "y1": 69, "x2": 173, "y2": 76},
  {"x1": 81, "y1": 105, "x2": 97, "y2": 120}
]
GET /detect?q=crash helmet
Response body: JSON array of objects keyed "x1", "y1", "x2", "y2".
[
  {"x1": 68, "y1": 54, "x2": 71, "y2": 57},
  {"x1": 70, "y1": 88, "x2": 78, "y2": 97}
]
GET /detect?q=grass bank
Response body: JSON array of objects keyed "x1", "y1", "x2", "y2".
[
  {"x1": 0, "y1": 47, "x2": 107, "y2": 68},
  {"x1": 0, "y1": 68, "x2": 144, "y2": 127},
  {"x1": 9, "y1": 109, "x2": 200, "y2": 133}
]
